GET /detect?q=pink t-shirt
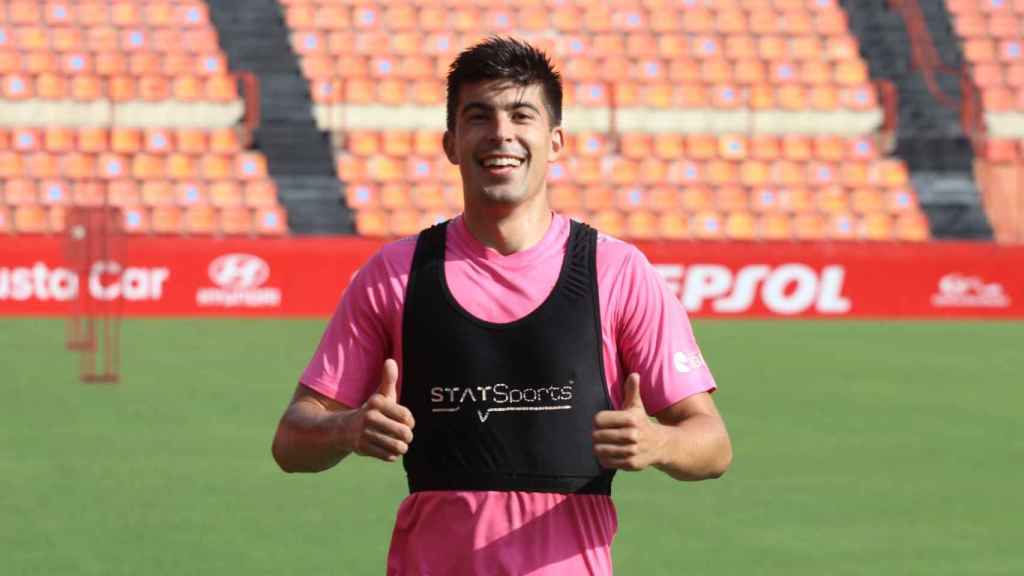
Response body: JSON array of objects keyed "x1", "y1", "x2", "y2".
[{"x1": 301, "y1": 214, "x2": 716, "y2": 575}]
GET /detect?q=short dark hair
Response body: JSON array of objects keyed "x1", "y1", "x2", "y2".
[{"x1": 445, "y1": 36, "x2": 563, "y2": 132}]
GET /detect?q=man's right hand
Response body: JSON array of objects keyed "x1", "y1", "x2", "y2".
[{"x1": 340, "y1": 358, "x2": 415, "y2": 462}]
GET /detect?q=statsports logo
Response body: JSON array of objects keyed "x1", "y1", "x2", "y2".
[
  {"x1": 430, "y1": 380, "x2": 576, "y2": 422},
  {"x1": 930, "y1": 273, "x2": 1010, "y2": 309},
  {"x1": 195, "y1": 253, "x2": 281, "y2": 308}
]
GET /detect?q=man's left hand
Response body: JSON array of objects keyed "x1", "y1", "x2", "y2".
[{"x1": 592, "y1": 373, "x2": 667, "y2": 471}]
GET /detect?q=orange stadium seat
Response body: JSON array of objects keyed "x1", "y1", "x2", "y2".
[
  {"x1": 43, "y1": 126, "x2": 75, "y2": 153},
  {"x1": 624, "y1": 210, "x2": 658, "y2": 240},
  {"x1": 108, "y1": 181, "x2": 140, "y2": 207},
  {"x1": 131, "y1": 153, "x2": 164, "y2": 180},
  {"x1": 758, "y1": 213, "x2": 793, "y2": 240},
  {"x1": 388, "y1": 208, "x2": 421, "y2": 237},
  {"x1": 44, "y1": 2, "x2": 76, "y2": 25},
  {"x1": 219, "y1": 206, "x2": 253, "y2": 236},
  {"x1": 14, "y1": 205, "x2": 49, "y2": 234},
  {"x1": 590, "y1": 210, "x2": 625, "y2": 238},
  {"x1": 851, "y1": 187, "x2": 885, "y2": 214},
  {"x1": 48, "y1": 206, "x2": 66, "y2": 233},
  {"x1": 236, "y1": 153, "x2": 268, "y2": 180},
  {"x1": 657, "y1": 212, "x2": 688, "y2": 239},
  {"x1": 70, "y1": 181, "x2": 106, "y2": 207},
  {"x1": 244, "y1": 181, "x2": 278, "y2": 208},
  {"x1": 549, "y1": 184, "x2": 582, "y2": 212},
  {"x1": 209, "y1": 129, "x2": 241, "y2": 154},
  {"x1": 209, "y1": 181, "x2": 245, "y2": 207},
  {"x1": 778, "y1": 187, "x2": 815, "y2": 213},
  {"x1": 715, "y1": 186, "x2": 749, "y2": 211},
  {"x1": 724, "y1": 211, "x2": 756, "y2": 240},
  {"x1": 793, "y1": 212, "x2": 826, "y2": 240},
  {"x1": 24, "y1": 51, "x2": 57, "y2": 74},
  {"x1": 11, "y1": 127, "x2": 41, "y2": 152},
  {"x1": 583, "y1": 185, "x2": 615, "y2": 212},
  {"x1": 151, "y1": 206, "x2": 183, "y2": 234},
  {"x1": 690, "y1": 211, "x2": 724, "y2": 239},
  {"x1": 894, "y1": 212, "x2": 930, "y2": 241},
  {"x1": 184, "y1": 205, "x2": 217, "y2": 235},
  {"x1": 175, "y1": 181, "x2": 205, "y2": 206},
  {"x1": 355, "y1": 209, "x2": 388, "y2": 237},
  {"x1": 826, "y1": 213, "x2": 858, "y2": 240},
  {"x1": 859, "y1": 213, "x2": 893, "y2": 240},
  {"x1": 141, "y1": 182, "x2": 175, "y2": 207},
  {"x1": 816, "y1": 186, "x2": 849, "y2": 213},
  {"x1": 254, "y1": 206, "x2": 287, "y2": 235},
  {"x1": 3, "y1": 178, "x2": 39, "y2": 205},
  {"x1": 28, "y1": 154, "x2": 61, "y2": 179}
]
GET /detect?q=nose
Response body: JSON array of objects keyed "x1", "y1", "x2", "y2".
[{"x1": 488, "y1": 112, "x2": 515, "y2": 143}]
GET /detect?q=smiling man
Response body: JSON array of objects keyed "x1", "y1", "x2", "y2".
[{"x1": 272, "y1": 37, "x2": 732, "y2": 575}]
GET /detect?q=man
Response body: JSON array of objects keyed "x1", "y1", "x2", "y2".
[{"x1": 272, "y1": 37, "x2": 732, "y2": 575}]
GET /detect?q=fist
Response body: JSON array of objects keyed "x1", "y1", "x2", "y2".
[
  {"x1": 591, "y1": 373, "x2": 664, "y2": 471},
  {"x1": 347, "y1": 359, "x2": 415, "y2": 462}
]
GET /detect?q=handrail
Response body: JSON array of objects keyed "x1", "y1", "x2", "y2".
[
  {"x1": 235, "y1": 70, "x2": 261, "y2": 148},
  {"x1": 873, "y1": 79, "x2": 900, "y2": 152},
  {"x1": 888, "y1": 0, "x2": 959, "y2": 110},
  {"x1": 959, "y1": 68, "x2": 986, "y2": 143},
  {"x1": 873, "y1": 79, "x2": 900, "y2": 134}
]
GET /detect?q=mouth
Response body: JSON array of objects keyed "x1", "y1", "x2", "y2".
[{"x1": 477, "y1": 153, "x2": 525, "y2": 177}]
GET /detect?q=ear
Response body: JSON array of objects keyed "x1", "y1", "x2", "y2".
[
  {"x1": 442, "y1": 130, "x2": 459, "y2": 165},
  {"x1": 549, "y1": 126, "x2": 565, "y2": 162}
]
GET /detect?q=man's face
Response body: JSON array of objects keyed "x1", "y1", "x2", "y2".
[{"x1": 443, "y1": 80, "x2": 564, "y2": 207}]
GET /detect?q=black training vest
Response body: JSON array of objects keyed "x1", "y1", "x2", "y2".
[{"x1": 400, "y1": 220, "x2": 615, "y2": 495}]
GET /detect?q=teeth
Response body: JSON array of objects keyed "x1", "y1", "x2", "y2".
[{"x1": 482, "y1": 157, "x2": 523, "y2": 168}]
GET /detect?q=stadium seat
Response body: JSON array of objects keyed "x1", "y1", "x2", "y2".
[
  {"x1": 108, "y1": 181, "x2": 141, "y2": 207},
  {"x1": 894, "y1": 212, "x2": 930, "y2": 241},
  {"x1": 724, "y1": 211, "x2": 756, "y2": 240},
  {"x1": 793, "y1": 212, "x2": 826, "y2": 240},
  {"x1": 254, "y1": 206, "x2": 287, "y2": 236},
  {"x1": 184, "y1": 205, "x2": 217, "y2": 235},
  {"x1": 859, "y1": 213, "x2": 893, "y2": 240},
  {"x1": 690, "y1": 211, "x2": 724, "y2": 239},
  {"x1": 243, "y1": 181, "x2": 278, "y2": 208},
  {"x1": 657, "y1": 212, "x2": 688, "y2": 239},
  {"x1": 758, "y1": 213, "x2": 793, "y2": 240},
  {"x1": 13, "y1": 204, "x2": 49, "y2": 233}
]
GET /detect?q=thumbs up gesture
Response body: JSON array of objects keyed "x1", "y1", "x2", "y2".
[
  {"x1": 592, "y1": 373, "x2": 666, "y2": 471},
  {"x1": 347, "y1": 358, "x2": 415, "y2": 463}
]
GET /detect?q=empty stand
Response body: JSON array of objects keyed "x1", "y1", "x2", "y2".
[
  {"x1": 0, "y1": 126, "x2": 283, "y2": 236},
  {"x1": 0, "y1": 0, "x2": 244, "y2": 127},
  {"x1": 334, "y1": 129, "x2": 929, "y2": 241}
]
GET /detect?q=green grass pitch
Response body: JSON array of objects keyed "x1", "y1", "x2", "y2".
[{"x1": 2, "y1": 318, "x2": 1022, "y2": 575}]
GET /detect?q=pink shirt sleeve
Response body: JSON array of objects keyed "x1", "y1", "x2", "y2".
[
  {"x1": 597, "y1": 237, "x2": 716, "y2": 413},
  {"x1": 298, "y1": 238, "x2": 415, "y2": 408}
]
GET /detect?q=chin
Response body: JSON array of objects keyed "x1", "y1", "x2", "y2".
[{"x1": 479, "y1": 186, "x2": 528, "y2": 204}]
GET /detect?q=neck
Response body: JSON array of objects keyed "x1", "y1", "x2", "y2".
[{"x1": 462, "y1": 196, "x2": 552, "y2": 255}]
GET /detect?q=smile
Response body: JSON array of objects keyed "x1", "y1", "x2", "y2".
[{"x1": 479, "y1": 155, "x2": 524, "y2": 168}]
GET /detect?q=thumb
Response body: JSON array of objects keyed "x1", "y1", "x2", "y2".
[
  {"x1": 378, "y1": 358, "x2": 399, "y2": 400},
  {"x1": 622, "y1": 373, "x2": 644, "y2": 411}
]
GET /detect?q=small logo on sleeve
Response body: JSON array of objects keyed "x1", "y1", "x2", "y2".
[{"x1": 673, "y1": 351, "x2": 706, "y2": 374}]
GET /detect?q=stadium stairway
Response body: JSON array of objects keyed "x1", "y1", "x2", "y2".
[
  {"x1": 841, "y1": 0, "x2": 992, "y2": 239},
  {"x1": 205, "y1": 0, "x2": 352, "y2": 234}
]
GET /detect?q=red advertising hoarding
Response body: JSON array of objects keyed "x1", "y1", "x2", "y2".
[{"x1": 1, "y1": 236, "x2": 1021, "y2": 318}]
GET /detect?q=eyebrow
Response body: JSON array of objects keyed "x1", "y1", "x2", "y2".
[{"x1": 460, "y1": 100, "x2": 542, "y2": 117}]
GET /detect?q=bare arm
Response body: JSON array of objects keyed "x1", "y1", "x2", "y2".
[
  {"x1": 592, "y1": 374, "x2": 732, "y2": 481},
  {"x1": 271, "y1": 359, "x2": 414, "y2": 473},
  {"x1": 650, "y1": 391, "x2": 732, "y2": 481}
]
